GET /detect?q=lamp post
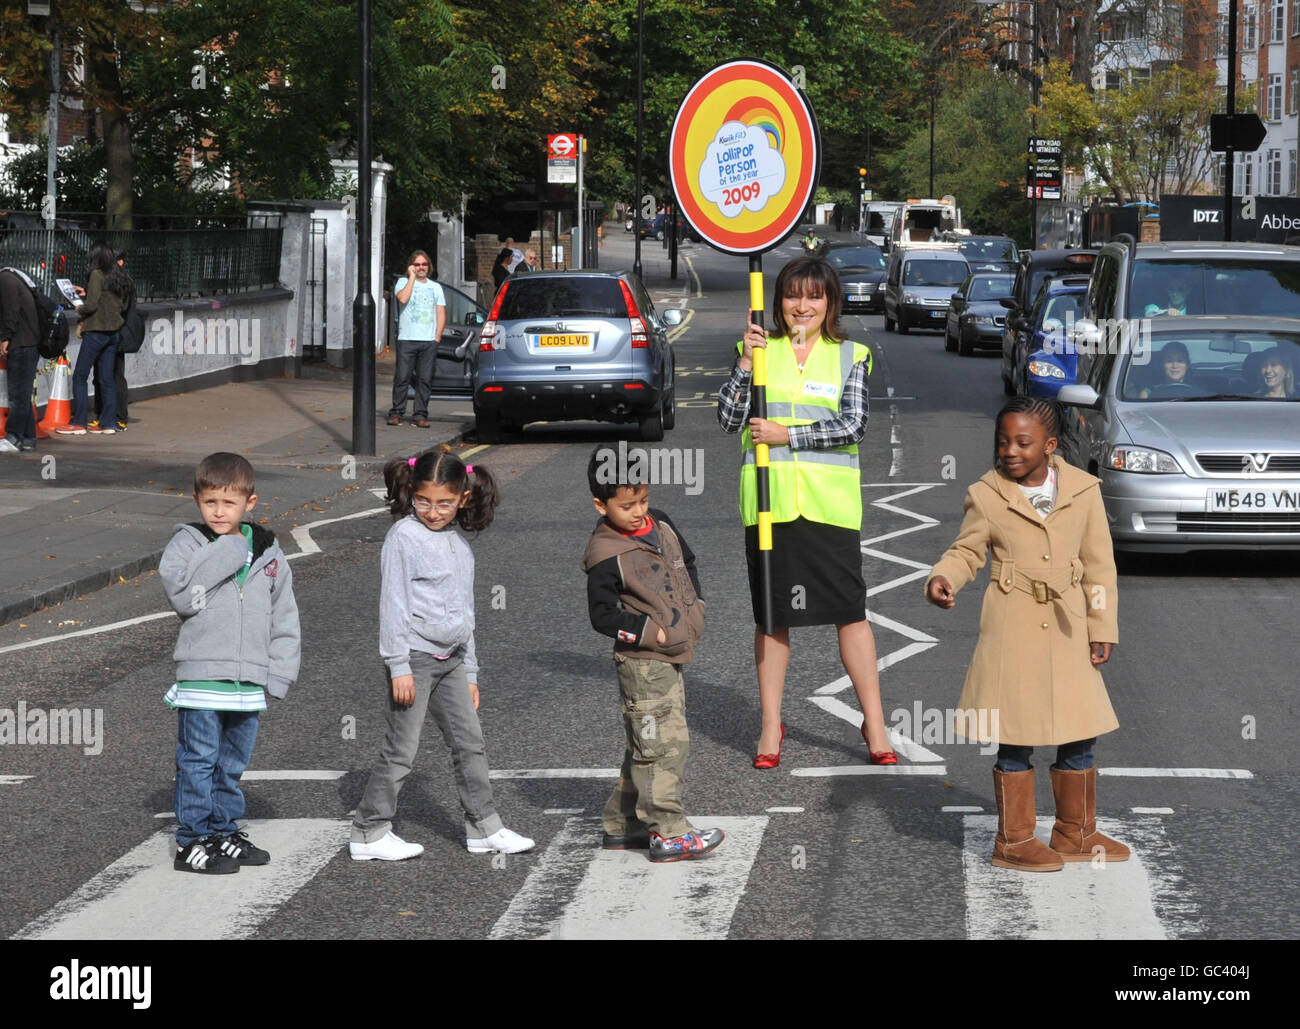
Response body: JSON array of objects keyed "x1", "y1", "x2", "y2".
[{"x1": 633, "y1": 0, "x2": 644, "y2": 280}]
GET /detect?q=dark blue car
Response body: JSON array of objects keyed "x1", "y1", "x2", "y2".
[{"x1": 1019, "y1": 279, "x2": 1089, "y2": 397}]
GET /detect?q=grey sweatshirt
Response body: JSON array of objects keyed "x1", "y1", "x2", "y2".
[
  {"x1": 380, "y1": 514, "x2": 478, "y2": 681},
  {"x1": 159, "y1": 522, "x2": 301, "y2": 698}
]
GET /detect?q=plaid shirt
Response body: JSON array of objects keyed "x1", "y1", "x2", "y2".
[{"x1": 716, "y1": 344, "x2": 869, "y2": 450}]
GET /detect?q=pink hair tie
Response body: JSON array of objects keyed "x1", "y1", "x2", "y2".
[
  {"x1": 408, "y1": 457, "x2": 417, "y2": 467},
  {"x1": 465, "y1": 464, "x2": 474, "y2": 474}
]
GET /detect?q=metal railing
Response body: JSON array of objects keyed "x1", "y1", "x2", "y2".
[{"x1": 0, "y1": 213, "x2": 283, "y2": 301}]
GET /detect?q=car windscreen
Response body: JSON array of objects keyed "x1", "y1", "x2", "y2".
[
  {"x1": 960, "y1": 239, "x2": 1017, "y2": 263},
  {"x1": 1041, "y1": 292, "x2": 1086, "y2": 325},
  {"x1": 969, "y1": 274, "x2": 1015, "y2": 300},
  {"x1": 827, "y1": 247, "x2": 886, "y2": 270},
  {"x1": 1130, "y1": 260, "x2": 1300, "y2": 319},
  {"x1": 1119, "y1": 331, "x2": 1300, "y2": 401},
  {"x1": 904, "y1": 259, "x2": 968, "y2": 286},
  {"x1": 867, "y1": 211, "x2": 895, "y2": 232},
  {"x1": 497, "y1": 277, "x2": 628, "y2": 320}
]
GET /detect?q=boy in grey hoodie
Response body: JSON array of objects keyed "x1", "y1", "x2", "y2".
[{"x1": 159, "y1": 453, "x2": 300, "y2": 874}]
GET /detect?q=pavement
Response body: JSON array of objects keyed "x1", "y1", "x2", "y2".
[{"x1": 0, "y1": 221, "x2": 718, "y2": 628}]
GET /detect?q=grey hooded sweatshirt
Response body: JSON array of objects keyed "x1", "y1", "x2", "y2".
[{"x1": 159, "y1": 522, "x2": 300, "y2": 698}]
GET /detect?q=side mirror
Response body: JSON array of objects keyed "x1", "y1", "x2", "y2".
[
  {"x1": 999, "y1": 297, "x2": 1017, "y2": 310},
  {"x1": 1068, "y1": 319, "x2": 1102, "y2": 351},
  {"x1": 662, "y1": 308, "x2": 684, "y2": 326},
  {"x1": 1057, "y1": 384, "x2": 1101, "y2": 409}
]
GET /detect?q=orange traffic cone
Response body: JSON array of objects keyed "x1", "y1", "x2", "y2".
[
  {"x1": 38, "y1": 355, "x2": 73, "y2": 433},
  {"x1": 0, "y1": 352, "x2": 9, "y2": 437}
]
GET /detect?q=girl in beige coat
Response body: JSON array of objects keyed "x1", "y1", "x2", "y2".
[{"x1": 926, "y1": 397, "x2": 1129, "y2": 872}]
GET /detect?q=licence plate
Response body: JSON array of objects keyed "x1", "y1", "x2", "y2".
[
  {"x1": 537, "y1": 334, "x2": 592, "y2": 349},
  {"x1": 1207, "y1": 488, "x2": 1300, "y2": 512},
  {"x1": 930, "y1": 310, "x2": 945, "y2": 318}
]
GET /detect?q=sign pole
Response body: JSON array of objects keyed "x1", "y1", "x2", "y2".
[{"x1": 749, "y1": 255, "x2": 774, "y2": 635}]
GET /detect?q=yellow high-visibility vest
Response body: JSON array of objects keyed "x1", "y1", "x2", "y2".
[{"x1": 738, "y1": 335, "x2": 870, "y2": 530}]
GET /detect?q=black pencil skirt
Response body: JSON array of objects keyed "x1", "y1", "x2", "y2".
[{"x1": 745, "y1": 517, "x2": 867, "y2": 628}]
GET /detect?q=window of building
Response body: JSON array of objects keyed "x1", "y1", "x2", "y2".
[
  {"x1": 1271, "y1": 0, "x2": 1285, "y2": 41},
  {"x1": 1294, "y1": 0, "x2": 1300, "y2": 35},
  {"x1": 1291, "y1": 65, "x2": 1298, "y2": 115},
  {"x1": 1269, "y1": 72, "x2": 1284, "y2": 119},
  {"x1": 1106, "y1": 69, "x2": 1122, "y2": 92},
  {"x1": 1235, "y1": 153, "x2": 1255, "y2": 195},
  {"x1": 1268, "y1": 148, "x2": 1283, "y2": 194},
  {"x1": 1216, "y1": 13, "x2": 1228, "y2": 55},
  {"x1": 1244, "y1": 3, "x2": 1258, "y2": 49},
  {"x1": 1290, "y1": 149, "x2": 1298, "y2": 194}
]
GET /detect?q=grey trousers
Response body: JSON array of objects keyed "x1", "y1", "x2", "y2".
[{"x1": 352, "y1": 651, "x2": 503, "y2": 843}]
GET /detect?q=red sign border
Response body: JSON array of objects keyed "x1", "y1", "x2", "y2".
[{"x1": 669, "y1": 59, "x2": 821, "y2": 255}]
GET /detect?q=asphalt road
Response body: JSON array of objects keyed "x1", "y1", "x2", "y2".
[{"x1": 0, "y1": 232, "x2": 1295, "y2": 946}]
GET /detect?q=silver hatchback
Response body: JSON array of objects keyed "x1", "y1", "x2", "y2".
[
  {"x1": 473, "y1": 270, "x2": 682, "y2": 442},
  {"x1": 1059, "y1": 317, "x2": 1300, "y2": 551}
]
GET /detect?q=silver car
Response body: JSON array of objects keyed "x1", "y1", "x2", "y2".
[
  {"x1": 474, "y1": 270, "x2": 683, "y2": 442},
  {"x1": 1059, "y1": 317, "x2": 1300, "y2": 551}
]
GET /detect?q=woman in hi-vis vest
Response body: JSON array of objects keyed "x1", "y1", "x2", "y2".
[{"x1": 718, "y1": 256, "x2": 896, "y2": 769}]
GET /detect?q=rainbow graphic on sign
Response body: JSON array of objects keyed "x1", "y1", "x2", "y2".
[{"x1": 724, "y1": 101, "x2": 784, "y2": 155}]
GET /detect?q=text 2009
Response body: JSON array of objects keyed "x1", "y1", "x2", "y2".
[{"x1": 723, "y1": 182, "x2": 761, "y2": 205}]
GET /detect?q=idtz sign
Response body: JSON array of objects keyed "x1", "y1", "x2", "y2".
[{"x1": 1161, "y1": 193, "x2": 1300, "y2": 242}]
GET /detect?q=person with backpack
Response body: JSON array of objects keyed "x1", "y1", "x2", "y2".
[
  {"x1": 58, "y1": 240, "x2": 130, "y2": 436},
  {"x1": 93, "y1": 249, "x2": 137, "y2": 432},
  {"x1": 0, "y1": 266, "x2": 41, "y2": 453}
]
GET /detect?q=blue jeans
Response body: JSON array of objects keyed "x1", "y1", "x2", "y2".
[
  {"x1": 996, "y1": 738, "x2": 1095, "y2": 772},
  {"x1": 4, "y1": 343, "x2": 39, "y2": 446},
  {"x1": 388, "y1": 339, "x2": 435, "y2": 419},
  {"x1": 175, "y1": 709, "x2": 260, "y2": 847},
  {"x1": 71, "y1": 330, "x2": 119, "y2": 427}
]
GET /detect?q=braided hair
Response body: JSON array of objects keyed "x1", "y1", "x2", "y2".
[
  {"x1": 994, "y1": 395, "x2": 1072, "y2": 470},
  {"x1": 383, "y1": 445, "x2": 500, "y2": 531}
]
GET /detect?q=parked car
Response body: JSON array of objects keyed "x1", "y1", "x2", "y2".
[
  {"x1": 473, "y1": 270, "x2": 682, "y2": 442},
  {"x1": 999, "y1": 247, "x2": 1098, "y2": 393},
  {"x1": 944, "y1": 271, "x2": 1015, "y2": 355},
  {"x1": 1008, "y1": 275, "x2": 1090, "y2": 397},
  {"x1": 823, "y1": 242, "x2": 887, "y2": 314},
  {"x1": 416, "y1": 282, "x2": 489, "y2": 399},
  {"x1": 1058, "y1": 317, "x2": 1300, "y2": 551},
  {"x1": 882, "y1": 245, "x2": 969, "y2": 334},
  {"x1": 940, "y1": 234, "x2": 1019, "y2": 273}
]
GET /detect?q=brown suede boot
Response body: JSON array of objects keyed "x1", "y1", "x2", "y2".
[
  {"x1": 992, "y1": 767, "x2": 1064, "y2": 872},
  {"x1": 1049, "y1": 766, "x2": 1131, "y2": 863}
]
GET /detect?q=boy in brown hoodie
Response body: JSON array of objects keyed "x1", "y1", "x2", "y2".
[{"x1": 581, "y1": 446, "x2": 724, "y2": 863}]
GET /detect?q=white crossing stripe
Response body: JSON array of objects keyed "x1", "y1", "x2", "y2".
[
  {"x1": 489, "y1": 816, "x2": 767, "y2": 940},
  {"x1": 1099, "y1": 767, "x2": 1253, "y2": 779},
  {"x1": 1, "y1": 775, "x2": 33, "y2": 785},
  {"x1": 242, "y1": 770, "x2": 345, "y2": 781},
  {"x1": 961, "y1": 814, "x2": 1203, "y2": 940},
  {"x1": 14, "y1": 818, "x2": 349, "y2": 940},
  {"x1": 790, "y1": 764, "x2": 947, "y2": 777},
  {"x1": 489, "y1": 768, "x2": 619, "y2": 779}
]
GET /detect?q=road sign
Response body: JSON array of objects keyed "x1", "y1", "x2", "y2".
[
  {"x1": 548, "y1": 133, "x2": 577, "y2": 183},
  {"x1": 1027, "y1": 136, "x2": 1063, "y2": 201},
  {"x1": 1209, "y1": 113, "x2": 1267, "y2": 153},
  {"x1": 668, "y1": 59, "x2": 820, "y2": 254}
]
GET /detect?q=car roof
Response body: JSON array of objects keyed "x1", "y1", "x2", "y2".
[
  {"x1": 1137, "y1": 314, "x2": 1300, "y2": 334},
  {"x1": 895, "y1": 246, "x2": 965, "y2": 258},
  {"x1": 825, "y1": 241, "x2": 882, "y2": 251},
  {"x1": 1044, "y1": 275, "x2": 1091, "y2": 293},
  {"x1": 1123, "y1": 240, "x2": 1300, "y2": 258}
]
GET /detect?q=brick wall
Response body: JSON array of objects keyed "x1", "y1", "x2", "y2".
[{"x1": 472, "y1": 232, "x2": 574, "y2": 307}]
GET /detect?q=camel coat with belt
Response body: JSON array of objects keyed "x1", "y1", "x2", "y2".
[{"x1": 926, "y1": 458, "x2": 1120, "y2": 747}]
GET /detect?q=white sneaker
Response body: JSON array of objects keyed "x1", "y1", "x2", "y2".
[
  {"x1": 349, "y1": 830, "x2": 424, "y2": 861},
  {"x1": 467, "y1": 826, "x2": 535, "y2": 854},
  {"x1": 0, "y1": 438, "x2": 19, "y2": 453}
]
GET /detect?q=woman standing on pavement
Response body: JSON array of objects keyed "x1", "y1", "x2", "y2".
[
  {"x1": 717, "y1": 255, "x2": 896, "y2": 769},
  {"x1": 58, "y1": 240, "x2": 130, "y2": 436}
]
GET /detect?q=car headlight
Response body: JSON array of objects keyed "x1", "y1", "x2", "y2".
[
  {"x1": 973, "y1": 315, "x2": 996, "y2": 324},
  {"x1": 903, "y1": 292, "x2": 918, "y2": 304},
  {"x1": 1027, "y1": 359, "x2": 1065, "y2": 379},
  {"x1": 1107, "y1": 445, "x2": 1181, "y2": 474}
]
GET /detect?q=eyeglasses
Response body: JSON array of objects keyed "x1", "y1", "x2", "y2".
[
  {"x1": 412, "y1": 262, "x2": 430, "y2": 268},
  {"x1": 413, "y1": 498, "x2": 459, "y2": 514}
]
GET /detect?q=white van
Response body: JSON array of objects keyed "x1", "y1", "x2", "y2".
[{"x1": 891, "y1": 196, "x2": 961, "y2": 248}]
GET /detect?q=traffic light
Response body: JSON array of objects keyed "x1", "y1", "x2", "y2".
[{"x1": 859, "y1": 167, "x2": 867, "y2": 190}]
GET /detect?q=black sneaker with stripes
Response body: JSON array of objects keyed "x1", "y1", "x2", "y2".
[
  {"x1": 175, "y1": 836, "x2": 239, "y2": 874},
  {"x1": 217, "y1": 829, "x2": 270, "y2": 865}
]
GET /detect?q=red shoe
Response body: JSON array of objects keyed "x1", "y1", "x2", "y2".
[
  {"x1": 754, "y1": 723, "x2": 786, "y2": 769},
  {"x1": 861, "y1": 722, "x2": 898, "y2": 765}
]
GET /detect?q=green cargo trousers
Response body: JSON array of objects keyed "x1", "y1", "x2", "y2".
[{"x1": 602, "y1": 653, "x2": 694, "y2": 838}]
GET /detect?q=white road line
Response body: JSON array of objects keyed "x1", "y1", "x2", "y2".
[
  {"x1": 765, "y1": 806, "x2": 804, "y2": 813},
  {"x1": 544, "y1": 808, "x2": 585, "y2": 815},
  {"x1": 962, "y1": 814, "x2": 1203, "y2": 940},
  {"x1": 0, "y1": 611, "x2": 175, "y2": 656},
  {"x1": 489, "y1": 816, "x2": 767, "y2": 940},
  {"x1": 288, "y1": 506, "x2": 386, "y2": 560},
  {"x1": 242, "y1": 770, "x2": 345, "y2": 781},
  {"x1": 489, "y1": 768, "x2": 620, "y2": 779},
  {"x1": 685, "y1": 255, "x2": 702, "y2": 298},
  {"x1": 789, "y1": 765, "x2": 948, "y2": 777},
  {"x1": 943, "y1": 805, "x2": 984, "y2": 813},
  {"x1": 806, "y1": 696, "x2": 946, "y2": 762},
  {"x1": 1132, "y1": 807, "x2": 1174, "y2": 814},
  {"x1": 1, "y1": 775, "x2": 33, "y2": 785},
  {"x1": 14, "y1": 818, "x2": 350, "y2": 940},
  {"x1": 1099, "y1": 768, "x2": 1253, "y2": 779}
]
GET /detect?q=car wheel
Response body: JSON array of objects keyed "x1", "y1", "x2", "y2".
[
  {"x1": 957, "y1": 331, "x2": 973, "y2": 357},
  {"x1": 897, "y1": 315, "x2": 909, "y2": 335},
  {"x1": 1002, "y1": 372, "x2": 1015, "y2": 396},
  {"x1": 884, "y1": 313, "x2": 895, "y2": 332},
  {"x1": 944, "y1": 326, "x2": 957, "y2": 352},
  {"x1": 639, "y1": 406, "x2": 664, "y2": 442},
  {"x1": 474, "y1": 408, "x2": 503, "y2": 444},
  {"x1": 662, "y1": 374, "x2": 676, "y2": 431}
]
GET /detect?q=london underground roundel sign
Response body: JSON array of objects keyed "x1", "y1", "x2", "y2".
[{"x1": 669, "y1": 59, "x2": 820, "y2": 255}]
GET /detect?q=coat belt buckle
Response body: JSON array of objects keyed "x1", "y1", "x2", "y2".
[{"x1": 1031, "y1": 579, "x2": 1050, "y2": 604}]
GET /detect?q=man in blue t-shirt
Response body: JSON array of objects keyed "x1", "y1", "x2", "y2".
[{"x1": 387, "y1": 250, "x2": 446, "y2": 428}]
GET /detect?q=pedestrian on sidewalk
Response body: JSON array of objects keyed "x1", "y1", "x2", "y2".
[
  {"x1": 350, "y1": 449, "x2": 534, "y2": 861},
  {"x1": 57, "y1": 240, "x2": 129, "y2": 436},
  {"x1": 386, "y1": 250, "x2": 445, "y2": 429},
  {"x1": 92, "y1": 249, "x2": 135, "y2": 432},
  {"x1": 0, "y1": 266, "x2": 40, "y2": 453},
  {"x1": 925, "y1": 397, "x2": 1128, "y2": 873},
  {"x1": 580, "y1": 446, "x2": 725, "y2": 863},
  {"x1": 512, "y1": 247, "x2": 538, "y2": 274},
  {"x1": 717, "y1": 255, "x2": 893, "y2": 770},
  {"x1": 159, "y1": 453, "x2": 301, "y2": 874}
]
